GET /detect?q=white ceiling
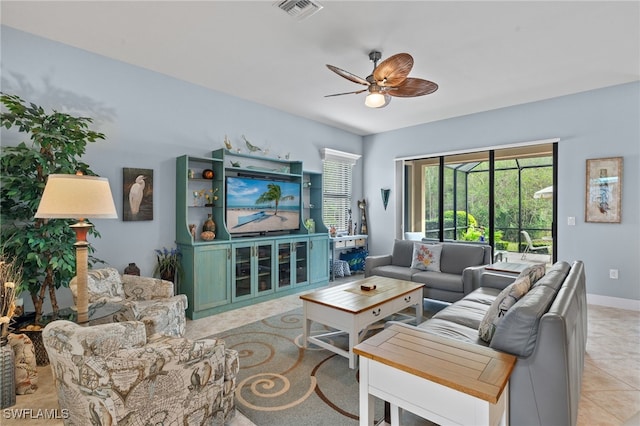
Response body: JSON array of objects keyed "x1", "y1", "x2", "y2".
[{"x1": 2, "y1": 1, "x2": 639, "y2": 136}]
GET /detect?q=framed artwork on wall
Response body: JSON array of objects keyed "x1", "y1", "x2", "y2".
[
  {"x1": 123, "y1": 167, "x2": 153, "y2": 221},
  {"x1": 585, "y1": 157, "x2": 622, "y2": 223}
]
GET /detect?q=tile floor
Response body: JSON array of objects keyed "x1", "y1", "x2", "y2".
[{"x1": 4, "y1": 275, "x2": 639, "y2": 425}]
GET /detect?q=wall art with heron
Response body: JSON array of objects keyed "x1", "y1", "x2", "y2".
[{"x1": 123, "y1": 167, "x2": 153, "y2": 221}]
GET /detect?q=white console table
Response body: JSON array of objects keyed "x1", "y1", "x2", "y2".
[{"x1": 329, "y1": 234, "x2": 368, "y2": 280}]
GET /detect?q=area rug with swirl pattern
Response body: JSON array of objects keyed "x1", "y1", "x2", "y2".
[{"x1": 208, "y1": 306, "x2": 442, "y2": 426}]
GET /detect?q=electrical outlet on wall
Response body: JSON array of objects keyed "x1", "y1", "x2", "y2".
[{"x1": 609, "y1": 269, "x2": 619, "y2": 279}]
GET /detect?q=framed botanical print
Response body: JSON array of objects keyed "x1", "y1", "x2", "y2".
[
  {"x1": 123, "y1": 167, "x2": 153, "y2": 221},
  {"x1": 585, "y1": 157, "x2": 622, "y2": 223}
]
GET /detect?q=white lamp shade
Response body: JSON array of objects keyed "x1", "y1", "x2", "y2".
[
  {"x1": 35, "y1": 174, "x2": 118, "y2": 219},
  {"x1": 365, "y1": 92, "x2": 386, "y2": 108}
]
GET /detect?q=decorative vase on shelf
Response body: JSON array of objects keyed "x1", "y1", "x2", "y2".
[
  {"x1": 201, "y1": 231, "x2": 215, "y2": 241},
  {"x1": 305, "y1": 218, "x2": 315, "y2": 233},
  {"x1": 203, "y1": 214, "x2": 216, "y2": 233},
  {"x1": 160, "y1": 268, "x2": 175, "y2": 284},
  {"x1": 124, "y1": 262, "x2": 140, "y2": 276},
  {"x1": 189, "y1": 224, "x2": 196, "y2": 239}
]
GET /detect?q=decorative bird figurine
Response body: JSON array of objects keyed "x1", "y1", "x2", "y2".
[
  {"x1": 190, "y1": 366, "x2": 201, "y2": 391},
  {"x1": 243, "y1": 135, "x2": 262, "y2": 153},
  {"x1": 223, "y1": 135, "x2": 232, "y2": 151},
  {"x1": 89, "y1": 401, "x2": 112, "y2": 425},
  {"x1": 128, "y1": 175, "x2": 146, "y2": 215},
  {"x1": 200, "y1": 360, "x2": 212, "y2": 385},
  {"x1": 230, "y1": 160, "x2": 241, "y2": 168}
]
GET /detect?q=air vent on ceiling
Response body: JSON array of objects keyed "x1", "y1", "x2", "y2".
[{"x1": 273, "y1": 0, "x2": 323, "y2": 21}]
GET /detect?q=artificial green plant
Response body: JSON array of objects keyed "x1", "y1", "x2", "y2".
[{"x1": 0, "y1": 93, "x2": 105, "y2": 324}]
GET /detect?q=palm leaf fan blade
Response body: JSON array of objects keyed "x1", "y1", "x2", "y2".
[
  {"x1": 324, "y1": 88, "x2": 368, "y2": 97},
  {"x1": 326, "y1": 64, "x2": 370, "y2": 86},
  {"x1": 388, "y1": 78, "x2": 439, "y2": 97},
  {"x1": 373, "y1": 53, "x2": 414, "y2": 87}
]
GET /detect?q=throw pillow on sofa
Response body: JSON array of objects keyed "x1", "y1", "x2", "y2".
[
  {"x1": 518, "y1": 263, "x2": 546, "y2": 287},
  {"x1": 85, "y1": 267, "x2": 125, "y2": 302},
  {"x1": 478, "y1": 275, "x2": 531, "y2": 343},
  {"x1": 410, "y1": 243, "x2": 442, "y2": 272}
]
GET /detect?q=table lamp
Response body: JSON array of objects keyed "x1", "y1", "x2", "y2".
[{"x1": 35, "y1": 173, "x2": 118, "y2": 323}]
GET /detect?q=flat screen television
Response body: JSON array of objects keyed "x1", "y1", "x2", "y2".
[{"x1": 226, "y1": 175, "x2": 301, "y2": 235}]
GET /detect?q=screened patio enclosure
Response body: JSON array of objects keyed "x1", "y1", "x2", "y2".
[{"x1": 403, "y1": 143, "x2": 557, "y2": 264}]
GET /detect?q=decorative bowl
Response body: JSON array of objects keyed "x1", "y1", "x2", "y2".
[{"x1": 200, "y1": 231, "x2": 215, "y2": 241}]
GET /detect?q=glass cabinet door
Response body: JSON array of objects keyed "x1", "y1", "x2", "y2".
[
  {"x1": 277, "y1": 241, "x2": 292, "y2": 289},
  {"x1": 294, "y1": 240, "x2": 308, "y2": 285},
  {"x1": 233, "y1": 245, "x2": 252, "y2": 299},
  {"x1": 256, "y1": 243, "x2": 273, "y2": 293}
]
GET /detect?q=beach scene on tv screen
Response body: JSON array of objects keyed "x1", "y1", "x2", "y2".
[{"x1": 226, "y1": 177, "x2": 300, "y2": 233}]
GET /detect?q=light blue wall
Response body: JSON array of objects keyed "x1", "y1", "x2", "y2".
[
  {"x1": 1, "y1": 27, "x2": 363, "y2": 311},
  {"x1": 363, "y1": 82, "x2": 640, "y2": 302},
  {"x1": 2, "y1": 26, "x2": 638, "y2": 308}
]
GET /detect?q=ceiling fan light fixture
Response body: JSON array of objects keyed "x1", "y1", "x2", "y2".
[
  {"x1": 365, "y1": 92, "x2": 386, "y2": 108},
  {"x1": 326, "y1": 51, "x2": 438, "y2": 108}
]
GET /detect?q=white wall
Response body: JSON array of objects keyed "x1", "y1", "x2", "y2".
[
  {"x1": 1, "y1": 27, "x2": 363, "y2": 312},
  {"x1": 363, "y1": 82, "x2": 640, "y2": 303}
]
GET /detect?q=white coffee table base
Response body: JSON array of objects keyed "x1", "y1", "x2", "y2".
[{"x1": 303, "y1": 287, "x2": 423, "y2": 369}]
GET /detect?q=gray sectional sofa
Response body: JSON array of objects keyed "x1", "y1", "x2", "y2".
[
  {"x1": 389, "y1": 260, "x2": 587, "y2": 426},
  {"x1": 365, "y1": 239, "x2": 492, "y2": 302}
]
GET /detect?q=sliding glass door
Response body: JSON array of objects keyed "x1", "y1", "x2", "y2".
[
  {"x1": 403, "y1": 143, "x2": 556, "y2": 264},
  {"x1": 443, "y1": 152, "x2": 489, "y2": 242}
]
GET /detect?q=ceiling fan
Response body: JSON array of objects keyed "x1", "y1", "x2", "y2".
[{"x1": 325, "y1": 51, "x2": 438, "y2": 108}]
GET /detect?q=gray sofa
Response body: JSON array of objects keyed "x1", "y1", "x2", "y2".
[
  {"x1": 365, "y1": 239, "x2": 492, "y2": 302},
  {"x1": 390, "y1": 260, "x2": 587, "y2": 426}
]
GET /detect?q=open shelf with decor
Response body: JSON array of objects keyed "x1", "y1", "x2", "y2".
[
  {"x1": 176, "y1": 155, "x2": 226, "y2": 244},
  {"x1": 302, "y1": 171, "x2": 327, "y2": 235},
  {"x1": 176, "y1": 148, "x2": 329, "y2": 319}
]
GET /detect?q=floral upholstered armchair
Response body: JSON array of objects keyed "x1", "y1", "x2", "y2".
[
  {"x1": 43, "y1": 320, "x2": 239, "y2": 425},
  {"x1": 70, "y1": 267, "x2": 188, "y2": 339}
]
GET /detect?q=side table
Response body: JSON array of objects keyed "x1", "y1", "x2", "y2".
[
  {"x1": 354, "y1": 324, "x2": 516, "y2": 425},
  {"x1": 16, "y1": 302, "x2": 123, "y2": 365}
]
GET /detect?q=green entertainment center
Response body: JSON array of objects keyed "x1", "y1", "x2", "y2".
[{"x1": 176, "y1": 148, "x2": 329, "y2": 319}]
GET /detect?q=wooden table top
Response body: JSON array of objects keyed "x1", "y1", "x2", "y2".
[
  {"x1": 485, "y1": 261, "x2": 530, "y2": 274},
  {"x1": 300, "y1": 276, "x2": 424, "y2": 314},
  {"x1": 354, "y1": 324, "x2": 516, "y2": 403}
]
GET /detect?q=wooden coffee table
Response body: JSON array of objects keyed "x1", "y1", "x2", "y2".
[{"x1": 300, "y1": 276, "x2": 424, "y2": 369}]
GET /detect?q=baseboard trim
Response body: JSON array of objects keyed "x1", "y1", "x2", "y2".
[{"x1": 587, "y1": 293, "x2": 640, "y2": 312}]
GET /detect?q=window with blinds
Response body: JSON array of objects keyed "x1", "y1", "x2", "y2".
[{"x1": 323, "y1": 161, "x2": 352, "y2": 231}]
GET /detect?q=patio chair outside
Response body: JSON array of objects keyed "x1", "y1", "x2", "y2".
[{"x1": 521, "y1": 230, "x2": 552, "y2": 259}]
